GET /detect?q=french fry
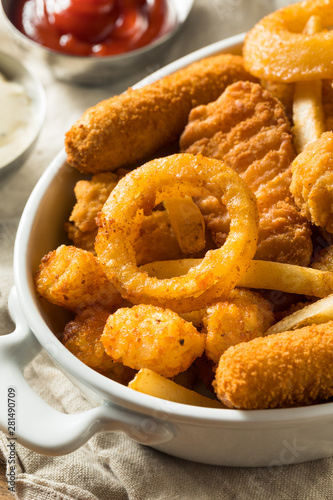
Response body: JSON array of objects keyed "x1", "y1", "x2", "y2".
[
  {"x1": 128, "y1": 368, "x2": 225, "y2": 408},
  {"x1": 141, "y1": 259, "x2": 333, "y2": 298},
  {"x1": 292, "y1": 16, "x2": 325, "y2": 154},
  {"x1": 239, "y1": 260, "x2": 333, "y2": 298},
  {"x1": 163, "y1": 196, "x2": 206, "y2": 254},
  {"x1": 265, "y1": 293, "x2": 333, "y2": 336}
]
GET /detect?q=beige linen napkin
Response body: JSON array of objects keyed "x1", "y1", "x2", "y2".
[
  {"x1": 1, "y1": 351, "x2": 333, "y2": 500},
  {"x1": 1, "y1": 0, "x2": 332, "y2": 498}
]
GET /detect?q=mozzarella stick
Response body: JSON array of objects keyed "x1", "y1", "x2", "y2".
[
  {"x1": 214, "y1": 321, "x2": 333, "y2": 409},
  {"x1": 65, "y1": 54, "x2": 256, "y2": 173}
]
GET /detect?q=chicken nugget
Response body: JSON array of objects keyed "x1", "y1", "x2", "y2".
[
  {"x1": 102, "y1": 304, "x2": 205, "y2": 378},
  {"x1": 181, "y1": 80, "x2": 312, "y2": 266},
  {"x1": 214, "y1": 321, "x2": 333, "y2": 409},
  {"x1": 35, "y1": 245, "x2": 122, "y2": 312},
  {"x1": 203, "y1": 288, "x2": 274, "y2": 365},
  {"x1": 65, "y1": 54, "x2": 256, "y2": 173}
]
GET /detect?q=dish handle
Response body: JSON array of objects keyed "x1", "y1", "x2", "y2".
[{"x1": 0, "y1": 287, "x2": 175, "y2": 455}]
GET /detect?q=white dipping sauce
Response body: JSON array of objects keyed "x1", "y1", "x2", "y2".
[{"x1": 0, "y1": 73, "x2": 38, "y2": 167}]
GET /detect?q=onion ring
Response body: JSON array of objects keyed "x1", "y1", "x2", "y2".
[
  {"x1": 95, "y1": 153, "x2": 259, "y2": 313},
  {"x1": 243, "y1": 0, "x2": 333, "y2": 82}
]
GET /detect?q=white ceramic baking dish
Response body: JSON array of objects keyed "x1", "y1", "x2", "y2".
[{"x1": 2, "y1": 33, "x2": 333, "y2": 467}]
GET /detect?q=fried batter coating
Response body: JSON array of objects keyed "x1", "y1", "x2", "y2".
[
  {"x1": 65, "y1": 172, "x2": 119, "y2": 252},
  {"x1": 101, "y1": 304, "x2": 205, "y2": 378},
  {"x1": 35, "y1": 245, "x2": 122, "y2": 312},
  {"x1": 63, "y1": 306, "x2": 135, "y2": 383},
  {"x1": 180, "y1": 80, "x2": 312, "y2": 266},
  {"x1": 65, "y1": 54, "x2": 257, "y2": 174},
  {"x1": 214, "y1": 321, "x2": 333, "y2": 409},
  {"x1": 291, "y1": 131, "x2": 333, "y2": 233},
  {"x1": 203, "y1": 288, "x2": 274, "y2": 365},
  {"x1": 70, "y1": 172, "x2": 119, "y2": 232}
]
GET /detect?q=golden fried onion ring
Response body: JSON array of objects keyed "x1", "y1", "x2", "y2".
[
  {"x1": 95, "y1": 153, "x2": 259, "y2": 313},
  {"x1": 243, "y1": 0, "x2": 333, "y2": 82}
]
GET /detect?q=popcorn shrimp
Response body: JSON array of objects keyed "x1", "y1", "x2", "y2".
[{"x1": 102, "y1": 304, "x2": 205, "y2": 378}]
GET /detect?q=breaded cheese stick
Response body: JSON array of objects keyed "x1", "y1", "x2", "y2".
[
  {"x1": 65, "y1": 54, "x2": 256, "y2": 174},
  {"x1": 214, "y1": 321, "x2": 333, "y2": 409}
]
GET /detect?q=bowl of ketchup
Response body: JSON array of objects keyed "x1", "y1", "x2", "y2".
[{"x1": 0, "y1": 0, "x2": 194, "y2": 84}]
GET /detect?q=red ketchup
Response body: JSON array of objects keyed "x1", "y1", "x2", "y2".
[{"x1": 10, "y1": 0, "x2": 174, "y2": 57}]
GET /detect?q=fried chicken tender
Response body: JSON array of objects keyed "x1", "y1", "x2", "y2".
[
  {"x1": 35, "y1": 245, "x2": 122, "y2": 312},
  {"x1": 180, "y1": 80, "x2": 312, "y2": 266},
  {"x1": 291, "y1": 131, "x2": 333, "y2": 233},
  {"x1": 214, "y1": 321, "x2": 333, "y2": 409},
  {"x1": 65, "y1": 54, "x2": 257, "y2": 174},
  {"x1": 63, "y1": 306, "x2": 135, "y2": 383},
  {"x1": 203, "y1": 288, "x2": 274, "y2": 365},
  {"x1": 101, "y1": 304, "x2": 205, "y2": 378}
]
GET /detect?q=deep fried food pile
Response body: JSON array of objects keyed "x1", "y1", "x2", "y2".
[{"x1": 35, "y1": 0, "x2": 333, "y2": 410}]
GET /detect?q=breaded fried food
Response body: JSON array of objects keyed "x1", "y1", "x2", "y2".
[
  {"x1": 63, "y1": 306, "x2": 135, "y2": 383},
  {"x1": 180, "y1": 80, "x2": 312, "y2": 266},
  {"x1": 69, "y1": 172, "x2": 119, "y2": 232},
  {"x1": 291, "y1": 131, "x2": 333, "y2": 233},
  {"x1": 65, "y1": 54, "x2": 257, "y2": 174},
  {"x1": 35, "y1": 245, "x2": 122, "y2": 312},
  {"x1": 101, "y1": 304, "x2": 205, "y2": 378},
  {"x1": 203, "y1": 288, "x2": 274, "y2": 365},
  {"x1": 65, "y1": 172, "x2": 119, "y2": 253},
  {"x1": 214, "y1": 321, "x2": 333, "y2": 409}
]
